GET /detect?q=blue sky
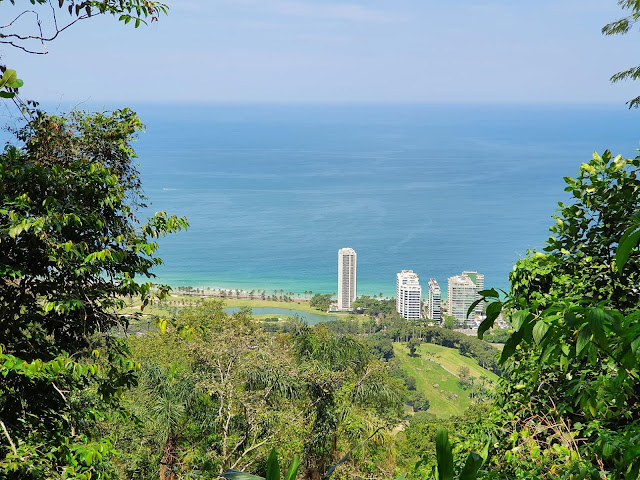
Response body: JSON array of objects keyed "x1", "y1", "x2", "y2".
[{"x1": 3, "y1": 0, "x2": 640, "y2": 103}]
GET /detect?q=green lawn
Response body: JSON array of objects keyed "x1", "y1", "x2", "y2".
[
  {"x1": 394, "y1": 342, "x2": 497, "y2": 418},
  {"x1": 221, "y1": 297, "x2": 336, "y2": 317},
  {"x1": 412, "y1": 343, "x2": 499, "y2": 383}
]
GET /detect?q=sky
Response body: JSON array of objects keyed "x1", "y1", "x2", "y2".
[{"x1": 2, "y1": 0, "x2": 640, "y2": 103}]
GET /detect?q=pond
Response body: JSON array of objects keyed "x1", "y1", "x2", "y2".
[{"x1": 223, "y1": 307, "x2": 337, "y2": 325}]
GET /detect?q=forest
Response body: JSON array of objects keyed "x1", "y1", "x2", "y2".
[{"x1": 2, "y1": 0, "x2": 640, "y2": 479}]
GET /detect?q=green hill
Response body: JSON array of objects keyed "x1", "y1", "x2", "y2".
[{"x1": 394, "y1": 342, "x2": 499, "y2": 417}]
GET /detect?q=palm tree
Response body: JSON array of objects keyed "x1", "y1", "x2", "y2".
[{"x1": 140, "y1": 362, "x2": 198, "y2": 480}]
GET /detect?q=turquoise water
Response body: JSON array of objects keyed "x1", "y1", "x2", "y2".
[
  {"x1": 223, "y1": 307, "x2": 337, "y2": 325},
  {"x1": 130, "y1": 104, "x2": 640, "y2": 298}
]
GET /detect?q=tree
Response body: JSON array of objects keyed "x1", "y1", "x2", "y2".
[
  {"x1": 476, "y1": 150, "x2": 640, "y2": 477},
  {"x1": 408, "y1": 392, "x2": 430, "y2": 412},
  {"x1": 0, "y1": 110, "x2": 187, "y2": 478},
  {"x1": 309, "y1": 293, "x2": 332, "y2": 312},
  {"x1": 442, "y1": 315, "x2": 456, "y2": 329},
  {"x1": 0, "y1": 0, "x2": 169, "y2": 101},
  {"x1": 407, "y1": 337, "x2": 421, "y2": 357},
  {"x1": 138, "y1": 362, "x2": 198, "y2": 480},
  {"x1": 603, "y1": 0, "x2": 640, "y2": 107},
  {"x1": 292, "y1": 325, "x2": 404, "y2": 480}
]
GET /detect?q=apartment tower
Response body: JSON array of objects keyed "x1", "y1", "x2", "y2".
[
  {"x1": 337, "y1": 248, "x2": 357, "y2": 311},
  {"x1": 396, "y1": 270, "x2": 422, "y2": 320},
  {"x1": 427, "y1": 278, "x2": 442, "y2": 322},
  {"x1": 447, "y1": 271, "x2": 484, "y2": 326}
]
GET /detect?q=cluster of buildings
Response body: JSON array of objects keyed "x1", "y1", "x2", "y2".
[{"x1": 336, "y1": 247, "x2": 486, "y2": 327}]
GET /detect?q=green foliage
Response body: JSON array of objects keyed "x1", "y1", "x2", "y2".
[
  {"x1": 0, "y1": 67, "x2": 23, "y2": 99},
  {"x1": 473, "y1": 150, "x2": 640, "y2": 477},
  {"x1": 411, "y1": 427, "x2": 486, "y2": 480},
  {"x1": 603, "y1": 0, "x2": 640, "y2": 107},
  {"x1": 0, "y1": 110, "x2": 186, "y2": 479},
  {"x1": 435, "y1": 429, "x2": 454, "y2": 480},
  {"x1": 407, "y1": 392, "x2": 430, "y2": 412},
  {"x1": 352, "y1": 296, "x2": 396, "y2": 317},
  {"x1": 408, "y1": 337, "x2": 421, "y2": 357},
  {"x1": 221, "y1": 450, "x2": 300, "y2": 480},
  {"x1": 441, "y1": 316, "x2": 455, "y2": 330},
  {"x1": 366, "y1": 337, "x2": 395, "y2": 360},
  {"x1": 291, "y1": 324, "x2": 405, "y2": 478},
  {"x1": 309, "y1": 293, "x2": 332, "y2": 312}
]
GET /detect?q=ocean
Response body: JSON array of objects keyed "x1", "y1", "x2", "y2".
[{"x1": 122, "y1": 104, "x2": 639, "y2": 297}]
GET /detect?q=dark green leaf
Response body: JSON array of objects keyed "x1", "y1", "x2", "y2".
[
  {"x1": 576, "y1": 325, "x2": 591, "y2": 356},
  {"x1": 511, "y1": 309, "x2": 529, "y2": 331},
  {"x1": 435, "y1": 428, "x2": 454, "y2": 480},
  {"x1": 532, "y1": 320, "x2": 550, "y2": 344},
  {"x1": 467, "y1": 299, "x2": 482, "y2": 319},
  {"x1": 266, "y1": 448, "x2": 280, "y2": 480},
  {"x1": 616, "y1": 229, "x2": 640, "y2": 271},
  {"x1": 283, "y1": 455, "x2": 300, "y2": 480},
  {"x1": 459, "y1": 452, "x2": 483, "y2": 480},
  {"x1": 477, "y1": 288, "x2": 500, "y2": 298},
  {"x1": 220, "y1": 470, "x2": 265, "y2": 480},
  {"x1": 477, "y1": 301, "x2": 501, "y2": 339}
]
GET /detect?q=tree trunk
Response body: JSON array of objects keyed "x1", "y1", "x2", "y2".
[{"x1": 160, "y1": 434, "x2": 178, "y2": 480}]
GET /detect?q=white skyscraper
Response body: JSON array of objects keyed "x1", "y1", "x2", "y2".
[
  {"x1": 447, "y1": 271, "x2": 484, "y2": 326},
  {"x1": 396, "y1": 270, "x2": 422, "y2": 320},
  {"x1": 462, "y1": 271, "x2": 484, "y2": 316},
  {"x1": 337, "y1": 248, "x2": 357, "y2": 310},
  {"x1": 427, "y1": 278, "x2": 442, "y2": 322}
]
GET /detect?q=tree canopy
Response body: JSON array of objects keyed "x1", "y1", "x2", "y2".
[
  {"x1": 603, "y1": 0, "x2": 640, "y2": 107},
  {"x1": 0, "y1": 109, "x2": 187, "y2": 478}
]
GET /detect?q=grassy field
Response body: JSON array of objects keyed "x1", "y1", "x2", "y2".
[
  {"x1": 394, "y1": 342, "x2": 498, "y2": 418},
  {"x1": 221, "y1": 297, "x2": 338, "y2": 317}
]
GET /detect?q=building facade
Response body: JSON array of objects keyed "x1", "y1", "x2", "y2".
[
  {"x1": 447, "y1": 271, "x2": 484, "y2": 325},
  {"x1": 337, "y1": 248, "x2": 357, "y2": 310},
  {"x1": 396, "y1": 270, "x2": 422, "y2": 320},
  {"x1": 427, "y1": 278, "x2": 442, "y2": 322}
]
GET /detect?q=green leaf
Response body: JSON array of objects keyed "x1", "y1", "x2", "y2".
[
  {"x1": 616, "y1": 228, "x2": 640, "y2": 271},
  {"x1": 0, "y1": 91, "x2": 14, "y2": 98},
  {"x1": 220, "y1": 471, "x2": 265, "y2": 480},
  {"x1": 265, "y1": 448, "x2": 280, "y2": 480},
  {"x1": 283, "y1": 455, "x2": 300, "y2": 480},
  {"x1": 0, "y1": 69, "x2": 17, "y2": 88},
  {"x1": 8, "y1": 224, "x2": 23, "y2": 238},
  {"x1": 477, "y1": 288, "x2": 500, "y2": 298},
  {"x1": 511, "y1": 309, "x2": 529, "y2": 331},
  {"x1": 467, "y1": 298, "x2": 482, "y2": 319},
  {"x1": 532, "y1": 320, "x2": 550, "y2": 344},
  {"x1": 576, "y1": 325, "x2": 591, "y2": 356},
  {"x1": 459, "y1": 452, "x2": 483, "y2": 480},
  {"x1": 478, "y1": 300, "x2": 502, "y2": 339},
  {"x1": 8, "y1": 79, "x2": 23, "y2": 89},
  {"x1": 435, "y1": 428, "x2": 454, "y2": 480}
]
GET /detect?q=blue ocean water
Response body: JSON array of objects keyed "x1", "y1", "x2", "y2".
[{"x1": 125, "y1": 104, "x2": 639, "y2": 298}]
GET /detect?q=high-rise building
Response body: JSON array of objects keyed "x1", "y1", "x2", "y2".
[
  {"x1": 396, "y1": 270, "x2": 422, "y2": 320},
  {"x1": 447, "y1": 271, "x2": 484, "y2": 326},
  {"x1": 337, "y1": 248, "x2": 357, "y2": 310},
  {"x1": 427, "y1": 278, "x2": 442, "y2": 322},
  {"x1": 462, "y1": 271, "x2": 484, "y2": 316}
]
